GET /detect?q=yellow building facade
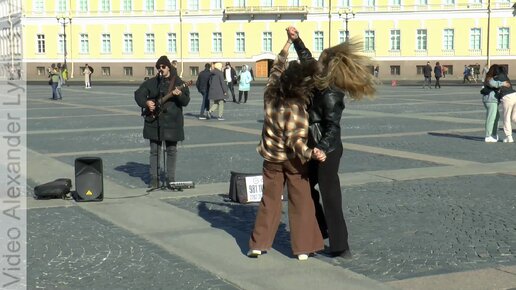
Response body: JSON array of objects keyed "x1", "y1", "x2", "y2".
[{"x1": 12, "y1": 0, "x2": 516, "y2": 81}]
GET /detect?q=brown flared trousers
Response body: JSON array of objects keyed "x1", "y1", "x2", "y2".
[{"x1": 249, "y1": 158, "x2": 324, "y2": 256}]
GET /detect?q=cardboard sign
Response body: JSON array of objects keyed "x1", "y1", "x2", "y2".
[{"x1": 245, "y1": 175, "x2": 263, "y2": 202}]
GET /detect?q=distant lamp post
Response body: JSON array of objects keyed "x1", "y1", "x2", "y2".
[
  {"x1": 486, "y1": 0, "x2": 491, "y2": 67},
  {"x1": 340, "y1": 10, "x2": 355, "y2": 42},
  {"x1": 56, "y1": 17, "x2": 72, "y2": 67},
  {"x1": 513, "y1": 2, "x2": 516, "y2": 16}
]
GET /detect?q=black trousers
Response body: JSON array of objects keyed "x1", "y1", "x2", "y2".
[
  {"x1": 149, "y1": 140, "x2": 177, "y2": 182},
  {"x1": 227, "y1": 82, "x2": 236, "y2": 101},
  {"x1": 309, "y1": 144, "x2": 349, "y2": 252},
  {"x1": 238, "y1": 91, "x2": 248, "y2": 103}
]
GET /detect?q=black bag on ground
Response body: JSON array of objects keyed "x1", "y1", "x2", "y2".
[
  {"x1": 34, "y1": 178, "x2": 72, "y2": 199},
  {"x1": 228, "y1": 171, "x2": 262, "y2": 203}
]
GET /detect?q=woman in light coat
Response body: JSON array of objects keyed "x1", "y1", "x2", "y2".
[{"x1": 237, "y1": 65, "x2": 253, "y2": 103}]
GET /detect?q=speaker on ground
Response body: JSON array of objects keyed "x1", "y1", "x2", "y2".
[{"x1": 74, "y1": 157, "x2": 103, "y2": 202}]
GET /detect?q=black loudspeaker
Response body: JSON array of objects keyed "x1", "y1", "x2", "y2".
[{"x1": 74, "y1": 157, "x2": 103, "y2": 202}]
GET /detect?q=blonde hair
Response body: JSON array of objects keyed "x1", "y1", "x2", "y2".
[
  {"x1": 213, "y1": 62, "x2": 223, "y2": 71},
  {"x1": 315, "y1": 38, "x2": 377, "y2": 100}
]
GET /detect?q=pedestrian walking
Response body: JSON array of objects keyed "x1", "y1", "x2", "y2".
[
  {"x1": 422, "y1": 61, "x2": 432, "y2": 89},
  {"x1": 83, "y1": 64, "x2": 92, "y2": 88},
  {"x1": 207, "y1": 62, "x2": 228, "y2": 120},
  {"x1": 196, "y1": 63, "x2": 211, "y2": 119},
  {"x1": 434, "y1": 62, "x2": 443, "y2": 89},
  {"x1": 237, "y1": 65, "x2": 253, "y2": 103},
  {"x1": 224, "y1": 62, "x2": 237, "y2": 102}
]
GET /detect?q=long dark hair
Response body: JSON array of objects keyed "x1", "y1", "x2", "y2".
[{"x1": 265, "y1": 59, "x2": 318, "y2": 109}]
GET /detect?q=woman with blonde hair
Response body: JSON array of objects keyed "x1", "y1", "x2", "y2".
[{"x1": 290, "y1": 26, "x2": 376, "y2": 258}]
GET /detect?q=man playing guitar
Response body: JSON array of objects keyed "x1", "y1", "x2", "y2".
[{"x1": 134, "y1": 55, "x2": 191, "y2": 190}]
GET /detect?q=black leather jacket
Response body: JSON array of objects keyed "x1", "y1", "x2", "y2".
[{"x1": 293, "y1": 38, "x2": 345, "y2": 153}]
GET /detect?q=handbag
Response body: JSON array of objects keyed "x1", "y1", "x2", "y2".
[
  {"x1": 34, "y1": 178, "x2": 72, "y2": 199},
  {"x1": 228, "y1": 171, "x2": 263, "y2": 203}
]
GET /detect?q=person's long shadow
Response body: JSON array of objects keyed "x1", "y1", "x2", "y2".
[
  {"x1": 114, "y1": 162, "x2": 150, "y2": 184},
  {"x1": 428, "y1": 132, "x2": 484, "y2": 142},
  {"x1": 196, "y1": 198, "x2": 292, "y2": 257}
]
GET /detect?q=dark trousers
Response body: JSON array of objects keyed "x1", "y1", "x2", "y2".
[
  {"x1": 435, "y1": 77, "x2": 441, "y2": 88},
  {"x1": 200, "y1": 91, "x2": 210, "y2": 115},
  {"x1": 309, "y1": 144, "x2": 349, "y2": 253},
  {"x1": 227, "y1": 82, "x2": 236, "y2": 101},
  {"x1": 149, "y1": 140, "x2": 178, "y2": 182},
  {"x1": 238, "y1": 91, "x2": 248, "y2": 103}
]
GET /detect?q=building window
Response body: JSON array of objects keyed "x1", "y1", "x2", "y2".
[
  {"x1": 236, "y1": 0, "x2": 246, "y2": 7},
  {"x1": 190, "y1": 32, "x2": 199, "y2": 53},
  {"x1": 212, "y1": 32, "x2": 222, "y2": 52},
  {"x1": 145, "y1": 33, "x2": 155, "y2": 53},
  {"x1": 122, "y1": 0, "x2": 132, "y2": 11},
  {"x1": 339, "y1": 31, "x2": 346, "y2": 43},
  {"x1": 37, "y1": 34, "x2": 45, "y2": 53},
  {"x1": 168, "y1": 33, "x2": 177, "y2": 53},
  {"x1": 236, "y1": 32, "x2": 245, "y2": 52},
  {"x1": 80, "y1": 34, "x2": 89, "y2": 53},
  {"x1": 314, "y1": 31, "x2": 324, "y2": 51},
  {"x1": 101, "y1": 34, "x2": 111, "y2": 53},
  {"x1": 263, "y1": 32, "x2": 272, "y2": 52},
  {"x1": 289, "y1": 0, "x2": 300, "y2": 5},
  {"x1": 33, "y1": 0, "x2": 44, "y2": 12},
  {"x1": 101, "y1": 67, "x2": 110, "y2": 76},
  {"x1": 57, "y1": 0, "x2": 67, "y2": 12},
  {"x1": 444, "y1": 0, "x2": 455, "y2": 4},
  {"x1": 37, "y1": 67, "x2": 46, "y2": 76},
  {"x1": 188, "y1": 0, "x2": 199, "y2": 10},
  {"x1": 365, "y1": 30, "x2": 375, "y2": 51},
  {"x1": 145, "y1": 0, "x2": 154, "y2": 11},
  {"x1": 416, "y1": 65, "x2": 425, "y2": 75},
  {"x1": 416, "y1": 29, "x2": 427, "y2": 50},
  {"x1": 443, "y1": 29, "x2": 454, "y2": 50},
  {"x1": 79, "y1": 0, "x2": 88, "y2": 12},
  {"x1": 498, "y1": 27, "x2": 510, "y2": 49},
  {"x1": 389, "y1": 0, "x2": 400, "y2": 6},
  {"x1": 470, "y1": 28, "x2": 481, "y2": 50},
  {"x1": 190, "y1": 66, "x2": 199, "y2": 76},
  {"x1": 123, "y1": 33, "x2": 133, "y2": 53},
  {"x1": 390, "y1": 66, "x2": 400, "y2": 75},
  {"x1": 262, "y1": 0, "x2": 273, "y2": 6},
  {"x1": 443, "y1": 65, "x2": 453, "y2": 75},
  {"x1": 123, "y1": 67, "x2": 133, "y2": 76},
  {"x1": 101, "y1": 0, "x2": 111, "y2": 11},
  {"x1": 390, "y1": 29, "x2": 400, "y2": 50},
  {"x1": 418, "y1": 0, "x2": 427, "y2": 5},
  {"x1": 366, "y1": 0, "x2": 375, "y2": 7},
  {"x1": 58, "y1": 34, "x2": 64, "y2": 54},
  {"x1": 166, "y1": 0, "x2": 177, "y2": 10},
  {"x1": 338, "y1": 0, "x2": 350, "y2": 7},
  {"x1": 145, "y1": 67, "x2": 154, "y2": 76},
  {"x1": 314, "y1": 0, "x2": 325, "y2": 6},
  {"x1": 211, "y1": 0, "x2": 222, "y2": 8}
]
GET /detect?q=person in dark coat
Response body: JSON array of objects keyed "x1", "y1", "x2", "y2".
[
  {"x1": 134, "y1": 55, "x2": 190, "y2": 189},
  {"x1": 291, "y1": 26, "x2": 376, "y2": 258},
  {"x1": 207, "y1": 62, "x2": 228, "y2": 120},
  {"x1": 423, "y1": 61, "x2": 432, "y2": 89},
  {"x1": 196, "y1": 63, "x2": 212, "y2": 120},
  {"x1": 434, "y1": 62, "x2": 443, "y2": 89}
]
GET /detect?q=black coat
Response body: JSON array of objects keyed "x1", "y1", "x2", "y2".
[
  {"x1": 293, "y1": 37, "x2": 345, "y2": 154},
  {"x1": 308, "y1": 87, "x2": 345, "y2": 153},
  {"x1": 134, "y1": 75, "x2": 190, "y2": 142},
  {"x1": 196, "y1": 68, "x2": 211, "y2": 94}
]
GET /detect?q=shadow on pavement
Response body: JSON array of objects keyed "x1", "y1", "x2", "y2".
[
  {"x1": 114, "y1": 162, "x2": 150, "y2": 184},
  {"x1": 428, "y1": 132, "x2": 484, "y2": 141},
  {"x1": 196, "y1": 199, "x2": 292, "y2": 257}
]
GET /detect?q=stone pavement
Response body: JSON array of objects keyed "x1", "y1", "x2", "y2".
[{"x1": 25, "y1": 83, "x2": 516, "y2": 289}]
